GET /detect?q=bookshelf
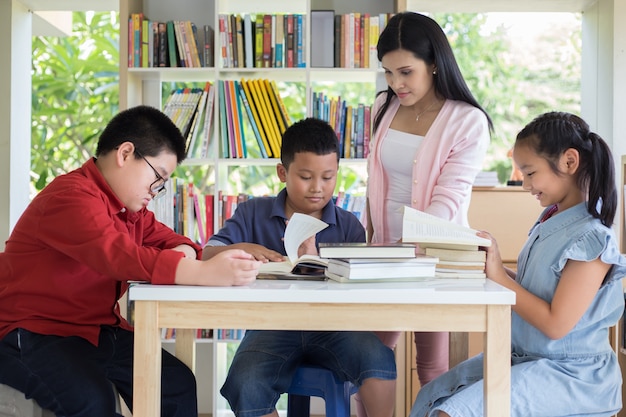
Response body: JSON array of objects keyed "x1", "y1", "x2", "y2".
[{"x1": 119, "y1": 0, "x2": 396, "y2": 415}]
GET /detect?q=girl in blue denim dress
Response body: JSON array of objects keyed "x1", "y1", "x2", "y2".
[{"x1": 411, "y1": 111, "x2": 626, "y2": 417}]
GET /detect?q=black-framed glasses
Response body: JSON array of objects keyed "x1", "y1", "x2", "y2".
[{"x1": 135, "y1": 150, "x2": 167, "y2": 199}]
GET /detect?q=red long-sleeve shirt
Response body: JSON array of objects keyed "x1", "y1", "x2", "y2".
[{"x1": 0, "y1": 158, "x2": 201, "y2": 345}]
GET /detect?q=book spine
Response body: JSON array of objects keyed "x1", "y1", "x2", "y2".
[
  {"x1": 200, "y1": 82, "x2": 215, "y2": 158},
  {"x1": 203, "y1": 25, "x2": 213, "y2": 67},
  {"x1": 274, "y1": 14, "x2": 284, "y2": 68},
  {"x1": 166, "y1": 21, "x2": 179, "y2": 67},
  {"x1": 235, "y1": 15, "x2": 244, "y2": 68},
  {"x1": 229, "y1": 80, "x2": 245, "y2": 158},
  {"x1": 128, "y1": 17, "x2": 133, "y2": 67},
  {"x1": 369, "y1": 15, "x2": 379, "y2": 69},
  {"x1": 204, "y1": 194, "x2": 214, "y2": 239},
  {"x1": 219, "y1": 15, "x2": 229, "y2": 68},
  {"x1": 362, "y1": 14, "x2": 370, "y2": 69},
  {"x1": 243, "y1": 14, "x2": 254, "y2": 68},
  {"x1": 285, "y1": 15, "x2": 294, "y2": 68},
  {"x1": 262, "y1": 14, "x2": 272, "y2": 67},
  {"x1": 189, "y1": 22, "x2": 202, "y2": 67},
  {"x1": 269, "y1": 79, "x2": 291, "y2": 128},
  {"x1": 255, "y1": 14, "x2": 264, "y2": 68},
  {"x1": 295, "y1": 14, "x2": 304, "y2": 67},
  {"x1": 363, "y1": 105, "x2": 371, "y2": 159},
  {"x1": 132, "y1": 13, "x2": 142, "y2": 68},
  {"x1": 217, "y1": 82, "x2": 229, "y2": 158}
]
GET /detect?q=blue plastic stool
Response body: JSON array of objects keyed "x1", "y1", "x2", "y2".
[{"x1": 287, "y1": 365, "x2": 358, "y2": 417}]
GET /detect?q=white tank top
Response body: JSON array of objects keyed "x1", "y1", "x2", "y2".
[{"x1": 379, "y1": 128, "x2": 423, "y2": 242}]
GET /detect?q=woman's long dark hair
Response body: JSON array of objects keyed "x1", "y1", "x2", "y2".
[
  {"x1": 516, "y1": 112, "x2": 616, "y2": 227},
  {"x1": 373, "y1": 12, "x2": 493, "y2": 133}
]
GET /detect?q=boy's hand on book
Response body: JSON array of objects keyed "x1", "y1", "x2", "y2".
[
  {"x1": 232, "y1": 243, "x2": 284, "y2": 262},
  {"x1": 203, "y1": 249, "x2": 262, "y2": 286}
]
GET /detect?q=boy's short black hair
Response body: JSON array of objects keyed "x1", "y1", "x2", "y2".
[
  {"x1": 280, "y1": 118, "x2": 340, "y2": 169},
  {"x1": 95, "y1": 105, "x2": 187, "y2": 163}
]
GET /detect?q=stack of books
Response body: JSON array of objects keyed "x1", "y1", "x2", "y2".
[
  {"x1": 318, "y1": 242, "x2": 438, "y2": 283},
  {"x1": 401, "y1": 206, "x2": 491, "y2": 279},
  {"x1": 423, "y1": 247, "x2": 487, "y2": 279}
]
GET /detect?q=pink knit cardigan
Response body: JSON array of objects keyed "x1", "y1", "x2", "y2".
[{"x1": 366, "y1": 93, "x2": 490, "y2": 244}]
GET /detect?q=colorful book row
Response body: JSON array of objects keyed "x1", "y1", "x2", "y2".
[
  {"x1": 128, "y1": 13, "x2": 213, "y2": 68},
  {"x1": 312, "y1": 92, "x2": 372, "y2": 159},
  {"x1": 311, "y1": 11, "x2": 394, "y2": 69},
  {"x1": 149, "y1": 181, "x2": 368, "y2": 247},
  {"x1": 163, "y1": 82, "x2": 216, "y2": 160},
  {"x1": 335, "y1": 192, "x2": 366, "y2": 227},
  {"x1": 219, "y1": 13, "x2": 305, "y2": 69},
  {"x1": 218, "y1": 78, "x2": 291, "y2": 159}
]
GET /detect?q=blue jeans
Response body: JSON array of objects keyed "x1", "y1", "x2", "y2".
[
  {"x1": 0, "y1": 326, "x2": 197, "y2": 417},
  {"x1": 220, "y1": 330, "x2": 397, "y2": 417}
]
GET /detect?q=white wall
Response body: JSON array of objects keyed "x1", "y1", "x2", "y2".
[{"x1": 1, "y1": 1, "x2": 32, "y2": 251}]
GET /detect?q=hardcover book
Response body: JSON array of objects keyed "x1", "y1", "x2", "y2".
[
  {"x1": 318, "y1": 242, "x2": 417, "y2": 259},
  {"x1": 402, "y1": 206, "x2": 492, "y2": 251},
  {"x1": 326, "y1": 255, "x2": 437, "y2": 280}
]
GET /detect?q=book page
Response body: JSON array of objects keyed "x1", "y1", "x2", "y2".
[
  {"x1": 402, "y1": 206, "x2": 491, "y2": 247},
  {"x1": 284, "y1": 213, "x2": 329, "y2": 264}
]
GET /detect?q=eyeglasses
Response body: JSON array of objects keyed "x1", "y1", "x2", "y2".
[{"x1": 135, "y1": 150, "x2": 167, "y2": 199}]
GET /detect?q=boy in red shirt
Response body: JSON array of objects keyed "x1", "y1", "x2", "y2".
[{"x1": 0, "y1": 105, "x2": 261, "y2": 416}]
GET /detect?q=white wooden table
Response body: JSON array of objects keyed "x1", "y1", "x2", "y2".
[{"x1": 129, "y1": 279, "x2": 515, "y2": 417}]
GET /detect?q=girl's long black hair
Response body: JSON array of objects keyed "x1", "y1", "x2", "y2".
[{"x1": 516, "y1": 111, "x2": 616, "y2": 227}]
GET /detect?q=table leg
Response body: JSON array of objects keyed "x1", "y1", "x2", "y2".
[
  {"x1": 175, "y1": 328, "x2": 197, "y2": 371},
  {"x1": 483, "y1": 305, "x2": 511, "y2": 416},
  {"x1": 133, "y1": 300, "x2": 162, "y2": 417}
]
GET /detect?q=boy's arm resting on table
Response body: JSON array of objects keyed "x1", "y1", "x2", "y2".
[
  {"x1": 171, "y1": 244, "x2": 198, "y2": 259},
  {"x1": 176, "y1": 249, "x2": 262, "y2": 286},
  {"x1": 202, "y1": 241, "x2": 284, "y2": 262}
]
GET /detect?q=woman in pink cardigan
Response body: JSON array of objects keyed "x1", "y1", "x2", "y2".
[{"x1": 362, "y1": 11, "x2": 492, "y2": 414}]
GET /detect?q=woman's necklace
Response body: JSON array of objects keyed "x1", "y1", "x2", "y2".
[{"x1": 413, "y1": 99, "x2": 438, "y2": 121}]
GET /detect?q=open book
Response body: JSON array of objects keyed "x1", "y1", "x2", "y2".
[
  {"x1": 402, "y1": 206, "x2": 491, "y2": 251},
  {"x1": 257, "y1": 213, "x2": 329, "y2": 279}
]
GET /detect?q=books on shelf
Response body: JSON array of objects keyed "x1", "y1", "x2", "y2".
[
  {"x1": 217, "y1": 78, "x2": 290, "y2": 159},
  {"x1": 318, "y1": 242, "x2": 417, "y2": 259},
  {"x1": 257, "y1": 213, "x2": 329, "y2": 279},
  {"x1": 402, "y1": 206, "x2": 492, "y2": 251},
  {"x1": 312, "y1": 92, "x2": 372, "y2": 159},
  {"x1": 162, "y1": 83, "x2": 216, "y2": 159},
  {"x1": 326, "y1": 255, "x2": 437, "y2": 281},
  {"x1": 128, "y1": 13, "x2": 213, "y2": 68},
  {"x1": 218, "y1": 13, "x2": 306, "y2": 68}
]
